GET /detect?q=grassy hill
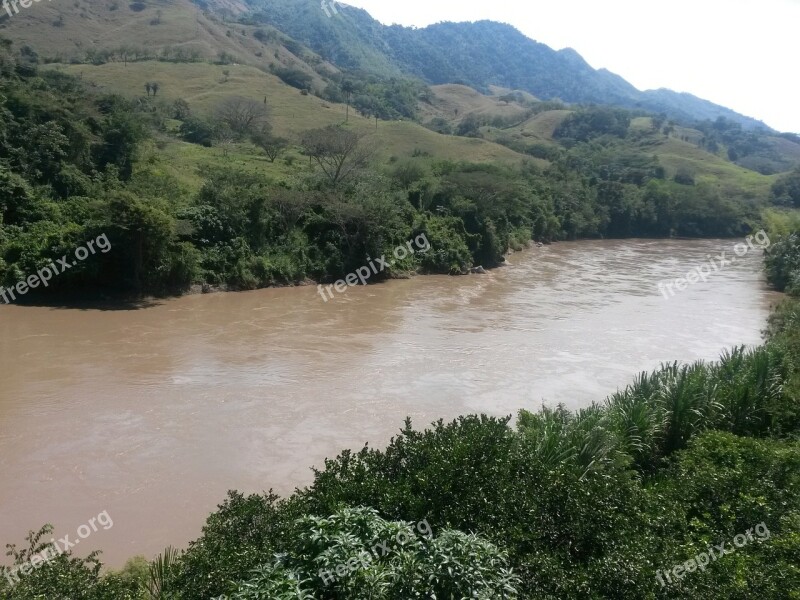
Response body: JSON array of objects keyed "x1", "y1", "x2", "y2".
[
  {"x1": 52, "y1": 60, "x2": 532, "y2": 192},
  {"x1": 418, "y1": 84, "x2": 533, "y2": 124},
  {"x1": 496, "y1": 110, "x2": 574, "y2": 143},
  {"x1": 0, "y1": 0, "x2": 336, "y2": 91},
  {"x1": 1, "y1": 0, "x2": 781, "y2": 133},
  {"x1": 2, "y1": 0, "x2": 239, "y2": 62},
  {"x1": 52, "y1": 56, "x2": 786, "y2": 204}
]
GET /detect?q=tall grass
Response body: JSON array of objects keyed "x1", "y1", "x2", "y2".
[
  {"x1": 517, "y1": 404, "x2": 619, "y2": 479},
  {"x1": 520, "y1": 344, "x2": 793, "y2": 474}
]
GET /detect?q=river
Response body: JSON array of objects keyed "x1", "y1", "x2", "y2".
[{"x1": 0, "y1": 239, "x2": 782, "y2": 566}]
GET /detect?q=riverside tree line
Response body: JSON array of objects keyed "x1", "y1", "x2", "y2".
[{"x1": 3, "y1": 39, "x2": 795, "y2": 301}]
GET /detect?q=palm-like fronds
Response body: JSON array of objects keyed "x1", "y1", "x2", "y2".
[
  {"x1": 713, "y1": 346, "x2": 787, "y2": 435},
  {"x1": 605, "y1": 371, "x2": 664, "y2": 471},
  {"x1": 148, "y1": 546, "x2": 181, "y2": 600},
  {"x1": 656, "y1": 361, "x2": 718, "y2": 456},
  {"x1": 518, "y1": 404, "x2": 619, "y2": 478}
]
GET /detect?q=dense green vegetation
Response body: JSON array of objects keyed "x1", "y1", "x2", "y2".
[
  {"x1": 693, "y1": 117, "x2": 800, "y2": 175},
  {"x1": 0, "y1": 40, "x2": 780, "y2": 301},
  {"x1": 772, "y1": 167, "x2": 800, "y2": 207}
]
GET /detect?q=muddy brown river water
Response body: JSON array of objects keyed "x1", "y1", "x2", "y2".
[{"x1": 0, "y1": 239, "x2": 783, "y2": 566}]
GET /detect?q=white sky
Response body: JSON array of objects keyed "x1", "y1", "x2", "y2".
[{"x1": 342, "y1": 0, "x2": 800, "y2": 132}]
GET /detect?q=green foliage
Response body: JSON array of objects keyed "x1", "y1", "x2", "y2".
[
  {"x1": 606, "y1": 345, "x2": 791, "y2": 472},
  {"x1": 765, "y1": 232, "x2": 800, "y2": 295},
  {"x1": 762, "y1": 208, "x2": 800, "y2": 239},
  {"x1": 178, "y1": 116, "x2": 215, "y2": 147},
  {"x1": 102, "y1": 190, "x2": 194, "y2": 292},
  {"x1": 300, "y1": 125, "x2": 369, "y2": 186},
  {"x1": 4, "y1": 11, "x2": 800, "y2": 599},
  {"x1": 649, "y1": 432, "x2": 800, "y2": 599},
  {"x1": 0, "y1": 525, "x2": 145, "y2": 599},
  {"x1": 412, "y1": 214, "x2": 473, "y2": 273},
  {"x1": 554, "y1": 106, "x2": 632, "y2": 143},
  {"x1": 388, "y1": 158, "x2": 427, "y2": 190},
  {"x1": 92, "y1": 102, "x2": 147, "y2": 180},
  {"x1": 169, "y1": 491, "x2": 295, "y2": 599},
  {"x1": 0, "y1": 39, "x2": 776, "y2": 304},
  {"x1": 147, "y1": 547, "x2": 180, "y2": 599},
  {"x1": 250, "y1": 128, "x2": 289, "y2": 162},
  {"x1": 772, "y1": 167, "x2": 800, "y2": 207},
  {"x1": 696, "y1": 117, "x2": 793, "y2": 174},
  {"x1": 271, "y1": 65, "x2": 313, "y2": 91},
  {"x1": 224, "y1": 507, "x2": 520, "y2": 599}
]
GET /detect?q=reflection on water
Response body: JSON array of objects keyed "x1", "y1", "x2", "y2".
[{"x1": 0, "y1": 239, "x2": 782, "y2": 565}]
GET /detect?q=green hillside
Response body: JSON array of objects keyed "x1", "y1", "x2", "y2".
[
  {"x1": 244, "y1": 0, "x2": 774, "y2": 130},
  {"x1": 0, "y1": 0, "x2": 782, "y2": 131},
  {"x1": 0, "y1": 0, "x2": 800, "y2": 308},
  {"x1": 0, "y1": 0, "x2": 797, "y2": 293},
  {"x1": 53, "y1": 60, "x2": 531, "y2": 191}
]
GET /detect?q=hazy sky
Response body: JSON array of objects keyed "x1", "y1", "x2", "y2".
[{"x1": 342, "y1": 0, "x2": 800, "y2": 132}]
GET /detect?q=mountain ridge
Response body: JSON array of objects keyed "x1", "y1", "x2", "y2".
[
  {"x1": 0, "y1": 0, "x2": 778, "y2": 131},
  {"x1": 241, "y1": 0, "x2": 773, "y2": 131}
]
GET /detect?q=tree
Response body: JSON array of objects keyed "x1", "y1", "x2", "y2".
[
  {"x1": 250, "y1": 128, "x2": 289, "y2": 163},
  {"x1": 772, "y1": 167, "x2": 800, "y2": 207},
  {"x1": 224, "y1": 507, "x2": 520, "y2": 599},
  {"x1": 179, "y1": 116, "x2": 215, "y2": 147},
  {"x1": 391, "y1": 159, "x2": 427, "y2": 190},
  {"x1": 173, "y1": 98, "x2": 191, "y2": 120},
  {"x1": 341, "y1": 79, "x2": 356, "y2": 123},
  {"x1": 499, "y1": 93, "x2": 517, "y2": 105},
  {"x1": 674, "y1": 168, "x2": 696, "y2": 185},
  {"x1": 213, "y1": 125, "x2": 237, "y2": 157},
  {"x1": 554, "y1": 107, "x2": 631, "y2": 142},
  {"x1": 456, "y1": 114, "x2": 482, "y2": 137},
  {"x1": 300, "y1": 125, "x2": 370, "y2": 186},
  {"x1": 105, "y1": 191, "x2": 175, "y2": 291},
  {"x1": 117, "y1": 45, "x2": 132, "y2": 66},
  {"x1": 272, "y1": 66, "x2": 313, "y2": 90},
  {"x1": 94, "y1": 109, "x2": 146, "y2": 180},
  {"x1": 214, "y1": 96, "x2": 269, "y2": 136}
]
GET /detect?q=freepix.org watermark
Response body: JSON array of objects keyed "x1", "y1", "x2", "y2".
[
  {"x1": 2, "y1": 0, "x2": 51, "y2": 19},
  {"x1": 319, "y1": 518, "x2": 433, "y2": 586},
  {"x1": 317, "y1": 234, "x2": 431, "y2": 302},
  {"x1": 655, "y1": 522, "x2": 771, "y2": 588},
  {"x1": 657, "y1": 230, "x2": 770, "y2": 300},
  {"x1": 0, "y1": 233, "x2": 111, "y2": 304},
  {"x1": 320, "y1": 0, "x2": 339, "y2": 17},
  {"x1": 3, "y1": 510, "x2": 114, "y2": 587}
]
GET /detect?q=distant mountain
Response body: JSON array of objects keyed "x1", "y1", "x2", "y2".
[
  {"x1": 241, "y1": 0, "x2": 772, "y2": 131},
  {"x1": 0, "y1": 0, "x2": 774, "y2": 131}
]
